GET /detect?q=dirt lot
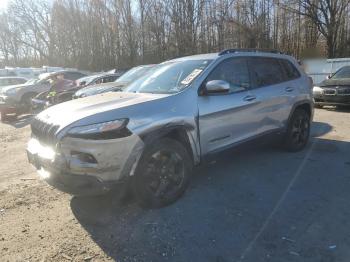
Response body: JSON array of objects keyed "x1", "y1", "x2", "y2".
[{"x1": 0, "y1": 108, "x2": 350, "y2": 262}]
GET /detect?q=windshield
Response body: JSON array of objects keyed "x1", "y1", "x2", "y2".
[
  {"x1": 126, "y1": 59, "x2": 212, "y2": 94},
  {"x1": 331, "y1": 66, "x2": 350, "y2": 79},
  {"x1": 115, "y1": 65, "x2": 154, "y2": 84},
  {"x1": 77, "y1": 75, "x2": 97, "y2": 85},
  {"x1": 25, "y1": 79, "x2": 39, "y2": 85}
]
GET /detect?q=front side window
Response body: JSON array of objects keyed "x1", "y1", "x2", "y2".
[
  {"x1": 205, "y1": 57, "x2": 251, "y2": 93},
  {"x1": 126, "y1": 60, "x2": 212, "y2": 94},
  {"x1": 249, "y1": 57, "x2": 285, "y2": 87}
]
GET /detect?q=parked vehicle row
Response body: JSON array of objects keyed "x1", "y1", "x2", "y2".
[
  {"x1": 31, "y1": 72, "x2": 124, "y2": 111},
  {"x1": 0, "y1": 70, "x2": 87, "y2": 121},
  {"x1": 0, "y1": 66, "x2": 161, "y2": 120},
  {"x1": 73, "y1": 65, "x2": 156, "y2": 98},
  {"x1": 26, "y1": 49, "x2": 313, "y2": 208}
]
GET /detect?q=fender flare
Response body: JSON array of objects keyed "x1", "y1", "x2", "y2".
[
  {"x1": 287, "y1": 100, "x2": 314, "y2": 125},
  {"x1": 139, "y1": 124, "x2": 200, "y2": 165}
]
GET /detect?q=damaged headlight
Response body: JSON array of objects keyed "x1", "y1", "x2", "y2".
[{"x1": 67, "y1": 119, "x2": 131, "y2": 139}]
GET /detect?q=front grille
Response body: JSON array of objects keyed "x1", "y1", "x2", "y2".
[
  {"x1": 31, "y1": 118, "x2": 59, "y2": 145},
  {"x1": 324, "y1": 89, "x2": 336, "y2": 95},
  {"x1": 338, "y1": 88, "x2": 350, "y2": 95}
]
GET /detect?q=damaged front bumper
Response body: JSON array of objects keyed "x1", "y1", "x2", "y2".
[{"x1": 27, "y1": 134, "x2": 144, "y2": 196}]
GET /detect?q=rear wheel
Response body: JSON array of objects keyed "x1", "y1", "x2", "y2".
[
  {"x1": 132, "y1": 138, "x2": 192, "y2": 208},
  {"x1": 284, "y1": 108, "x2": 310, "y2": 152}
]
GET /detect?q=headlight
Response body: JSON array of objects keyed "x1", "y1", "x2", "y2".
[
  {"x1": 313, "y1": 86, "x2": 323, "y2": 94},
  {"x1": 67, "y1": 119, "x2": 131, "y2": 139},
  {"x1": 27, "y1": 138, "x2": 55, "y2": 160}
]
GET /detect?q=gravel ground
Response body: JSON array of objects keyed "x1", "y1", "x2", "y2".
[{"x1": 0, "y1": 108, "x2": 350, "y2": 262}]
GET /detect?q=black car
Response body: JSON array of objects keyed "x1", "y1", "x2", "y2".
[{"x1": 313, "y1": 66, "x2": 350, "y2": 107}]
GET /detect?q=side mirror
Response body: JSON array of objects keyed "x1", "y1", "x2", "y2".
[
  {"x1": 204, "y1": 80, "x2": 230, "y2": 94},
  {"x1": 327, "y1": 74, "x2": 332, "y2": 79}
]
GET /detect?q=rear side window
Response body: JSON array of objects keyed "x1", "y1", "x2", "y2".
[
  {"x1": 280, "y1": 59, "x2": 300, "y2": 80},
  {"x1": 65, "y1": 72, "x2": 86, "y2": 81},
  {"x1": 249, "y1": 57, "x2": 285, "y2": 87}
]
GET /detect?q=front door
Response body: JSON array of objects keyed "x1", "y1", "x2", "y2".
[{"x1": 198, "y1": 57, "x2": 260, "y2": 155}]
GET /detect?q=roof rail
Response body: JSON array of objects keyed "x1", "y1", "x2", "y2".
[{"x1": 218, "y1": 48, "x2": 284, "y2": 56}]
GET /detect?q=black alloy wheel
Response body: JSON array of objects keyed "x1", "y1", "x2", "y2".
[
  {"x1": 133, "y1": 138, "x2": 192, "y2": 208},
  {"x1": 284, "y1": 108, "x2": 310, "y2": 152}
]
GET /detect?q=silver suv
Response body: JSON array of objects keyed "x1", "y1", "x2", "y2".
[{"x1": 27, "y1": 49, "x2": 313, "y2": 208}]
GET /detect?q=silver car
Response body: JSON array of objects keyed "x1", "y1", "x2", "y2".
[{"x1": 27, "y1": 49, "x2": 313, "y2": 208}]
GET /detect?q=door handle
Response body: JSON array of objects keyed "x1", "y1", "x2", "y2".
[
  {"x1": 243, "y1": 95, "x2": 256, "y2": 101},
  {"x1": 285, "y1": 87, "x2": 294, "y2": 92}
]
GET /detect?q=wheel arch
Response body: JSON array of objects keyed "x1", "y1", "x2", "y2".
[
  {"x1": 287, "y1": 100, "x2": 313, "y2": 124},
  {"x1": 139, "y1": 125, "x2": 200, "y2": 165}
]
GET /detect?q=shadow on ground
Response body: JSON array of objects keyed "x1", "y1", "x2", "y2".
[
  {"x1": 1, "y1": 114, "x2": 34, "y2": 128},
  {"x1": 71, "y1": 121, "x2": 350, "y2": 262}
]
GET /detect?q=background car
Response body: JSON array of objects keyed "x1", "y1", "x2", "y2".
[
  {"x1": 73, "y1": 65, "x2": 155, "y2": 98},
  {"x1": 0, "y1": 70, "x2": 87, "y2": 121},
  {"x1": 76, "y1": 73, "x2": 123, "y2": 88},
  {"x1": 313, "y1": 65, "x2": 350, "y2": 108},
  {"x1": 0, "y1": 77, "x2": 27, "y2": 90}
]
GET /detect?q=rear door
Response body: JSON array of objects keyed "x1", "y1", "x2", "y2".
[
  {"x1": 198, "y1": 57, "x2": 261, "y2": 154},
  {"x1": 247, "y1": 57, "x2": 299, "y2": 132}
]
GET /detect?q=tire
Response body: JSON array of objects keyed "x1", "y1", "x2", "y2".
[
  {"x1": 284, "y1": 108, "x2": 310, "y2": 152},
  {"x1": 132, "y1": 138, "x2": 193, "y2": 208},
  {"x1": 21, "y1": 93, "x2": 37, "y2": 112}
]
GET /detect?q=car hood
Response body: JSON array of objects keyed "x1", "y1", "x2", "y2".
[
  {"x1": 319, "y1": 78, "x2": 350, "y2": 87},
  {"x1": 36, "y1": 91, "x2": 169, "y2": 131},
  {"x1": 76, "y1": 82, "x2": 128, "y2": 97}
]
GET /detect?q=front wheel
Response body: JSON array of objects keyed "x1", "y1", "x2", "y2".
[
  {"x1": 132, "y1": 138, "x2": 193, "y2": 208},
  {"x1": 284, "y1": 108, "x2": 310, "y2": 152}
]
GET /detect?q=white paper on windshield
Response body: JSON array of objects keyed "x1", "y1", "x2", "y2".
[{"x1": 181, "y1": 69, "x2": 203, "y2": 85}]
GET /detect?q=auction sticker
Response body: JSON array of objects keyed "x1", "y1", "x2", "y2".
[{"x1": 181, "y1": 69, "x2": 203, "y2": 85}]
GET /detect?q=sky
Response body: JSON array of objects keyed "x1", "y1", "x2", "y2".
[{"x1": 0, "y1": 0, "x2": 9, "y2": 11}]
